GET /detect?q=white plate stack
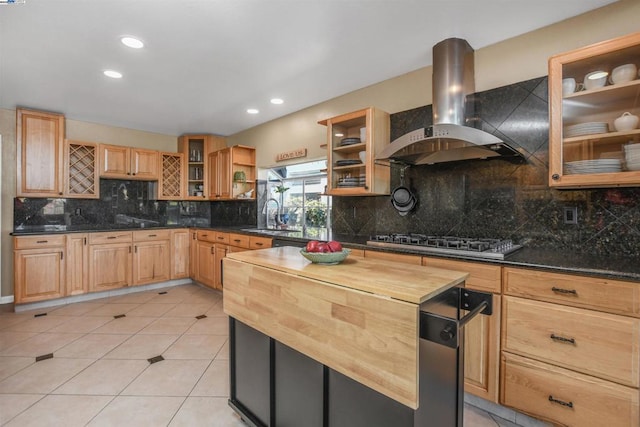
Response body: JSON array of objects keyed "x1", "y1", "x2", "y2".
[
  {"x1": 624, "y1": 143, "x2": 640, "y2": 171},
  {"x1": 564, "y1": 122, "x2": 609, "y2": 138},
  {"x1": 564, "y1": 159, "x2": 622, "y2": 175}
]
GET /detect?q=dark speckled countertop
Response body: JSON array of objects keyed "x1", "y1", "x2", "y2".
[{"x1": 12, "y1": 225, "x2": 640, "y2": 283}]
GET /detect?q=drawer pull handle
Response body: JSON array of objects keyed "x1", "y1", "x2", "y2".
[
  {"x1": 148, "y1": 234, "x2": 157, "y2": 237},
  {"x1": 107, "y1": 236, "x2": 117, "y2": 240},
  {"x1": 551, "y1": 287, "x2": 577, "y2": 295},
  {"x1": 37, "y1": 240, "x2": 48, "y2": 243},
  {"x1": 548, "y1": 395, "x2": 573, "y2": 408},
  {"x1": 550, "y1": 334, "x2": 575, "y2": 345},
  {"x1": 233, "y1": 239, "x2": 241, "y2": 243},
  {"x1": 255, "y1": 242, "x2": 263, "y2": 246}
]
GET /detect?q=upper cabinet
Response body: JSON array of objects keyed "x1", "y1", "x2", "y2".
[
  {"x1": 16, "y1": 108, "x2": 65, "y2": 197},
  {"x1": 158, "y1": 152, "x2": 185, "y2": 200},
  {"x1": 209, "y1": 145, "x2": 256, "y2": 200},
  {"x1": 64, "y1": 140, "x2": 99, "y2": 199},
  {"x1": 319, "y1": 107, "x2": 390, "y2": 196},
  {"x1": 178, "y1": 134, "x2": 226, "y2": 200},
  {"x1": 98, "y1": 144, "x2": 159, "y2": 180},
  {"x1": 549, "y1": 32, "x2": 640, "y2": 188}
]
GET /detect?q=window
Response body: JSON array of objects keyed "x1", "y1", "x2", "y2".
[{"x1": 266, "y1": 160, "x2": 330, "y2": 237}]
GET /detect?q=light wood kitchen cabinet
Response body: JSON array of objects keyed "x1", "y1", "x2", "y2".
[
  {"x1": 422, "y1": 257, "x2": 502, "y2": 403},
  {"x1": 64, "y1": 140, "x2": 99, "y2": 199},
  {"x1": 319, "y1": 107, "x2": 390, "y2": 196},
  {"x1": 13, "y1": 235, "x2": 66, "y2": 304},
  {"x1": 66, "y1": 233, "x2": 89, "y2": 296},
  {"x1": 171, "y1": 229, "x2": 190, "y2": 279},
  {"x1": 16, "y1": 108, "x2": 65, "y2": 197},
  {"x1": 132, "y1": 230, "x2": 171, "y2": 286},
  {"x1": 88, "y1": 231, "x2": 133, "y2": 292},
  {"x1": 209, "y1": 145, "x2": 256, "y2": 200},
  {"x1": 195, "y1": 240, "x2": 216, "y2": 289},
  {"x1": 189, "y1": 229, "x2": 198, "y2": 279},
  {"x1": 158, "y1": 152, "x2": 184, "y2": 200},
  {"x1": 99, "y1": 144, "x2": 159, "y2": 180},
  {"x1": 178, "y1": 134, "x2": 226, "y2": 200},
  {"x1": 548, "y1": 31, "x2": 640, "y2": 188},
  {"x1": 214, "y1": 243, "x2": 227, "y2": 290},
  {"x1": 501, "y1": 266, "x2": 640, "y2": 426}
]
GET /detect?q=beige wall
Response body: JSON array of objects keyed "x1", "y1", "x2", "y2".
[
  {"x1": 228, "y1": 0, "x2": 640, "y2": 169},
  {"x1": 0, "y1": 108, "x2": 177, "y2": 298}
]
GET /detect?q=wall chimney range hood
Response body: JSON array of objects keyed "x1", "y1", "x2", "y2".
[{"x1": 377, "y1": 38, "x2": 523, "y2": 165}]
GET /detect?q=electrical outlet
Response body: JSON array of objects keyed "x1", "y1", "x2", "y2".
[{"x1": 563, "y1": 206, "x2": 578, "y2": 224}]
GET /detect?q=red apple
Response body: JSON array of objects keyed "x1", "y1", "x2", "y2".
[
  {"x1": 306, "y1": 240, "x2": 320, "y2": 253},
  {"x1": 327, "y1": 240, "x2": 342, "y2": 252},
  {"x1": 316, "y1": 242, "x2": 329, "y2": 253}
]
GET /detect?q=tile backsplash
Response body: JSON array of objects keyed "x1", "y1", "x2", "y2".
[{"x1": 332, "y1": 76, "x2": 640, "y2": 258}]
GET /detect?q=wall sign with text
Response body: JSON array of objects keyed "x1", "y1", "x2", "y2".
[{"x1": 276, "y1": 148, "x2": 307, "y2": 162}]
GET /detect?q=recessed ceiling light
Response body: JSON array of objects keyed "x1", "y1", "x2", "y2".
[
  {"x1": 104, "y1": 70, "x2": 123, "y2": 79},
  {"x1": 334, "y1": 133, "x2": 344, "y2": 137},
  {"x1": 270, "y1": 98, "x2": 284, "y2": 105},
  {"x1": 247, "y1": 108, "x2": 259, "y2": 114},
  {"x1": 121, "y1": 36, "x2": 144, "y2": 49}
]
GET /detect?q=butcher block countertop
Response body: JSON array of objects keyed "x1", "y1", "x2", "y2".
[
  {"x1": 223, "y1": 246, "x2": 468, "y2": 304},
  {"x1": 223, "y1": 246, "x2": 468, "y2": 409}
]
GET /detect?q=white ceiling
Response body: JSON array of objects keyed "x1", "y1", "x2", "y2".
[{"x1": 0, "y1": 0, "x2": 617, "y2": 137}]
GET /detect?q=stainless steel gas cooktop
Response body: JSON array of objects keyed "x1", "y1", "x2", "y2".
[{"x1": 367, "y1": 233, "x2": 522, "y2": 260}]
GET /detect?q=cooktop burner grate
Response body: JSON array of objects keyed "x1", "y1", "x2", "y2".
[{"x1": 367, "y1": 234, "x2": 522, "y2": 260}]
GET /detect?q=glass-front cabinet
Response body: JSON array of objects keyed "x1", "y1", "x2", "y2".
[
  {"x1": 549, "y1": 32, "x2": 640, "y2": 188},
  {"x1": 319, "y1": 107, "x2": 390, "y2": 196},
  {"x1": 178, "y1": 134, "x2": 226, "y2": 200}
]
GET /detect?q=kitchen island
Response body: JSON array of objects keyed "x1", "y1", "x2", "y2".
[{"x1": 223, "y1": 246, "x2": 488, "y2": 427}]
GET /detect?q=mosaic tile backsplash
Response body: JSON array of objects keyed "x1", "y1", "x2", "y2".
[{"x1": 332, "y1": 76, "x2": 640, "y2": 258}]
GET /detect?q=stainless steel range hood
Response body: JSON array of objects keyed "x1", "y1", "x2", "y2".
[{"x1": 377, "y1": 38, "x2": 522, "y2": 165}]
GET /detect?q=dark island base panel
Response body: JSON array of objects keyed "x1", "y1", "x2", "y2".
[{"x1": 228, "y1": 318, "x2": 463, "y2": 427}]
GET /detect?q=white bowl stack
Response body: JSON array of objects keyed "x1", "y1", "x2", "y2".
[{"x1": 624, "y1": 143, "x2": 640, "y2": 171}]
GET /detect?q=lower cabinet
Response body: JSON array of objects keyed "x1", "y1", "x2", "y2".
[
  {"x1": 132, "y1": 230, "x2": 171, "y2": 286},
  {"x1": 14, "y1": 235, "x2": 66, "y2": 304},
  {"x1": 195, "y1": 240, "x2": 216, "y2": 289},
  {"x1": 89, "y1": 242, "x2": 132, "y2": 292},
  {"x1": 171, "y1": 228, "x2": 190, "y2": 279},
  {"x1": 66, "y1": 233, "x2": 89, "y2": 296},
  {"x1": 214, "y1": 244, "x2": 227, "y2": 290}
]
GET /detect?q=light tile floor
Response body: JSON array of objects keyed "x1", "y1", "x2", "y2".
[{"x1": 0, "y1": 283, "x2": 527, "y2": 426}]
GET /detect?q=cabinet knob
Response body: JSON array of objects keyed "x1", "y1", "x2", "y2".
[{"x1": 552, "y1": 174, "x2": 560, "y2": 180}]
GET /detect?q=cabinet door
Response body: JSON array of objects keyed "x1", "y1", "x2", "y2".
[
  {"x1": 159, "y1": 152, "x2": 184, "y2": 200},
  {"x1": 214, "y1": 244, "x2": 227, "y2": 290},
  {"x1": 189, "y1": 230, "x2": 198, "y2": 279},
  {"x1": 131, "y1": 148, "x2": 159, "y2": 180},
  {"x1": 208, "y1": 151, "x2": 220, "y2": 198},
  {"x1": 133, "y1": 240, "x2": 170, "y2": 285},
  {"x1": 16, "y1": 108, "x2": 65, "y2": 197},
  {"x1": 14, "y1": 248, "x2": 65, "y2": 304},
  {"x1": 195, "y1": 240, "x2": 216, "y2": 288},
  {"x1": 89, "y1": 242, "x2": 132, "y2": 291},
  {"x1": 171, "y1": 229, "x2": 190, "y2": 279},
  {"x1": 66, "y1": 233, "x2": 89, "y2": 296},
  {"x1": 99, "y1": 144, "x2": 130, "y2": 178},
  {"x1": 218, "y1": 148, "x2": 231, "y2": 199},
  {"x1": 64, "y1": 140, "x2": 99, "y2": 198}
]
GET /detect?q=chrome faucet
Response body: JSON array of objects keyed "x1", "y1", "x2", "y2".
[{"x1": 262, "y1": 198, "x2": 283, "y2": 229}]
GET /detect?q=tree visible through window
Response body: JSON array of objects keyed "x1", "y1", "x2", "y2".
[{"x1": 267, "y1": 160, "x2": 330, "y2": 237}]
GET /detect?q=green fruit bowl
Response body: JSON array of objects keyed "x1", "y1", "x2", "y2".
[{"x1": 300, "y1": 249, "x2": 351, "y2": 265}]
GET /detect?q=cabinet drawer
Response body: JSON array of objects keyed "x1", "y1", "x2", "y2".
[
  {"x1": 14, "y1": 234, "x2": 65, "y2": 249},
  {"x1": 196, "y1": 230, "x2": 217, "y2": 243},
  {"x1": 249, "y1": 236, "x2": 272, "y2": 250},
  {"x1": 501, "y1": 352, "x2": 639, "y2": 427},
  {"x1": 133, "y1": 229, "x2": 171, "y2": 242},
  {"x1": 503, "y1": 267, "x2": 640, "y2": 317},
  {"x1": 503, "y1": 296, "x2": 640, "y2": 387},
  {"x1": 89, "y1": 231, "x2": 133, "y2": 245},
  {"x1": 423, "y1": 257, "x2": 501, "y2": 293},
  {"x1": 214, "y1": 231, "x2": 230, "y2": 245},
  {"x1": 228, "y1": 233, "x2": 250, "y2": 249}
]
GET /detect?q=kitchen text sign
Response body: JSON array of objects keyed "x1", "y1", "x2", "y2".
[{"x1": 276, "y1": 148, "x2": 307, "y2": 162}]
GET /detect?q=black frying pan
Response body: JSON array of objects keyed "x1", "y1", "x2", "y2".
[{"x1": 390, "y1": 167, "x2": 417, "y2": 215}]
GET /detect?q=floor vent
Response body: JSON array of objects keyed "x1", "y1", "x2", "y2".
[
  {"x1": 114, "y1": 314, "x2": 126, "y2": 319},
  {"x1": 36, "y1": 353, "x2": 53, "y2": 362},
  {"x1": 34, "y1": 313, "x2": 47, "y2": 317},
  {"x1": 158, "y1": 291, "x2": 168, "y2": 295},
  {"x1": 147, "y1": 355, "x2": 164, "y2": 364},
  {"x1": 195, "y1": 314, "x2": 207, "y2": 320}
]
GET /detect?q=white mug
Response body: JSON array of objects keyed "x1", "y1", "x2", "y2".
[
  {"x1": 562, "y1": 78, "x2": 576, "y2": 96},
  {"x1": 584, "y1": 70, "x2": 608, "y2": 90},
  {"x1": 610, "y1": 63, "x2": 637, "y2": 85}
]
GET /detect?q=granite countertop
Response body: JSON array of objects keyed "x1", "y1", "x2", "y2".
[{"x1": 12, "y1": 224, "x2": 640, "y2": 282}]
